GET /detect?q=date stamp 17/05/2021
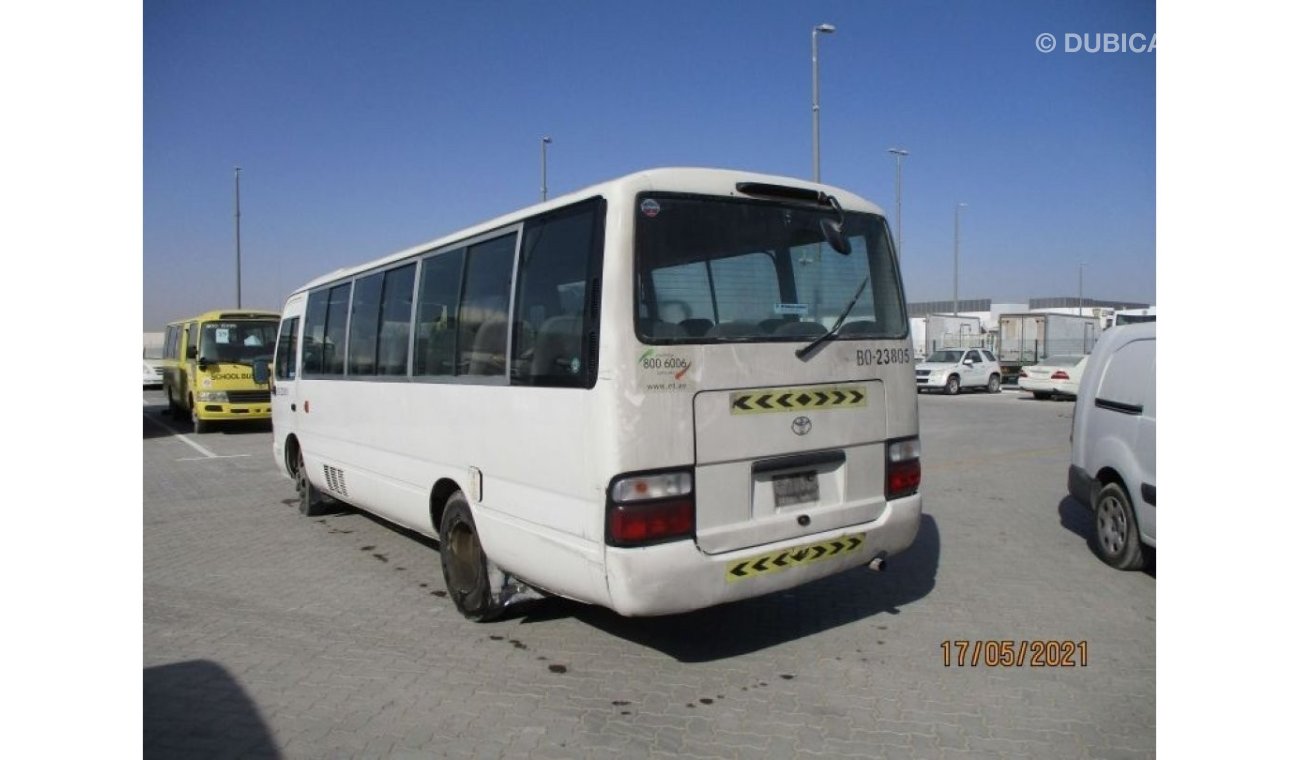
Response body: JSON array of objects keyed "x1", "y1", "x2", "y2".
[{"x1": 941, "y1": 640, "x2": 1088, "y2": 668}]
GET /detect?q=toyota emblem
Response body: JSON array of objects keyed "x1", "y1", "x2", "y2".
[{"x1": 791, "y1": 416, "x2": 812, "y2": 436}]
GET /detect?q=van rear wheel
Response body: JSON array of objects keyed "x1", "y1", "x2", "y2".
[
  {"x1": 1094, "y1": 482, "x2": 1145, "y2": 570},
  {"x1": 439, "y1": 493, "x2": 503, "y2": 622},
  {"x1": 987, "y1": 374, "x2": 1001, "y2": 393},
  {"x1": 944, "y1": 375, "x2": 960, "y2": 395}
]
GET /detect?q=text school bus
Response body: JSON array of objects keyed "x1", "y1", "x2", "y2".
[
  {"x1": 270, "y1": 168, "x2": 922, "y2": 620},
  {"x1": 162, "y1": 309, "x2": 278, "y2": 433}
]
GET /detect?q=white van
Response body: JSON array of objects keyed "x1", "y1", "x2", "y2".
[{"x1": 1067, "y1": 322, "x2": 1155, "y2": 570}]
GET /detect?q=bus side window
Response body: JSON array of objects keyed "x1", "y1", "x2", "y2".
[
  {"x1": 376, "y1": 263, "x2": 416, "y2": 376},
  {"x1": 275, "y1": 317, "x2": 299, "y2": 380},
  {"x1": 512, "y1": 201, "x2": 601, "y2": 387},
  {"x1": 457, "y1": 235, "x2": 516, "y2": 378},
  {"x1": 322, "y1": 282, "x2": 352, "y2": 375},
  {"x1": 414, "y1": 249, "x2": 465, "y2": 376},
  {"x1": 302, "y1": 290, "x2": 329, "y2": 375}
]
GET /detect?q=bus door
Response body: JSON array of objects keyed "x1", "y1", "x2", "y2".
[{"x1": 271, "y1": 313, "x2": 302, "y2": 439}]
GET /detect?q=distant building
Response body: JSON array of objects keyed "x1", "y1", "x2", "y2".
[
  {"x1": 909, "y1": 297, "x2": 1149, "y2": 317},
  {"x1": 1027, "y1": 297, "x2": 1149, "y2": 311},
  {"x1": 906, "y1": 296, "x2": 1153, "y2": 337}
]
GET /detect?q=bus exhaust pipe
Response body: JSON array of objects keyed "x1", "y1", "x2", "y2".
[{"x1": 867, "y1": 556, "x2": 887, "y2": 572}]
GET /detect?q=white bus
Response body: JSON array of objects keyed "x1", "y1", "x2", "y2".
[{"x1": 269, "y1": 168, "x2": 922, "y2": 620}]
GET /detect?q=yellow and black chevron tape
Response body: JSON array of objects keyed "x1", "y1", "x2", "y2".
[
  {"x1": 725, "y1": 533, "x2": 866, "y2": 583},
  {"x1": 729, "y1": 384, "x2": 867, "y2": 415}
]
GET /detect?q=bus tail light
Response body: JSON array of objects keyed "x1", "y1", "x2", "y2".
[
  {"x1": 607, "y1": 470, "x2": 694, "y2": 546},
  {"x1": 886, "y1": 438, "x2": 921, "y2": 499}
]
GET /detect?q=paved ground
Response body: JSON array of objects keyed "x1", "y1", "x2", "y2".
[{"x1": 143, "y1": 387, "x2": 1154, "y2": 759}]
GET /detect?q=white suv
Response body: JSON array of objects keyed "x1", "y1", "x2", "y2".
[
  {"x1": 1067, "y1": 322, "x2": 1156, "y2": 570},
  {"x1": 915, "y1": 348, "x2": 1003, "y2": 395}
]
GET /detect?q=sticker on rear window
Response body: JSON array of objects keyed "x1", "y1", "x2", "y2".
[{"x1": 640, "y1": 199, "x2": 661, "y2": 218}]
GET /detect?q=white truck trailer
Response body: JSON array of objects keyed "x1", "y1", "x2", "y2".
[
  {"x1": 920, "y1": 314, "x2": 984, "y2": 356},
  {"x1": 997, "y1": 312, "x2": 1100, "y2": 378}
]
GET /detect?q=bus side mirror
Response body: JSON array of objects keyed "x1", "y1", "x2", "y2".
[{"x1": 252, "y1": 359, "x2": 270, "y2": 385}]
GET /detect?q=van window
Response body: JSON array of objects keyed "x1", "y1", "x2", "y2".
[{"x1": 1097, "y1": 339, "x2": 1155, "y2": 411}]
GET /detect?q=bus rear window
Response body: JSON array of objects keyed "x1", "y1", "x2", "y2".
[{"x1": 634, "y1": 194, "x2": 906, "y2": 343}]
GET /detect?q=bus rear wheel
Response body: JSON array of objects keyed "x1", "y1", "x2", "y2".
[
  {"x1": 295, "y1": 448, "x2": 328, "y2": 516},
  {"x1": 439, "y1": 493, "x2": 502, "y2": 622}
]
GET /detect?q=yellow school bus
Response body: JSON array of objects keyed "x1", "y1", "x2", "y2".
[{"x1": 161, "y1": 309, "x2": 279, "y2": 433}]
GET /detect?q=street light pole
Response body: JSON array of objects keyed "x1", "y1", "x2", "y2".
[
  {"x1": 887, "y1": 147, "x2": 909, "y2": 257},
  {"x1": 540, "y1": 136, "x2": 552, "y2": 202},
  {"x1": 953, "y1": 202, "x2": 967, "y2": 315},
  {"x1": 234, "y1": 166, "x2": 242, "y2": 308},
  {"x1": 1078, "y1": 263, "x2": 1085, "y2": 316},
  {"x1": 811, "y1": 23, "x2": 835, "y2": 182}
]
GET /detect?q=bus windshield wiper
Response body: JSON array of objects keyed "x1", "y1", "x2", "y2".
[{"x1": 795, "y1": 270, "x2": 871, "y2": 360}]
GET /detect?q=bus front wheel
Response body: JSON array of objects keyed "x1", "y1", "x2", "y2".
[
  {"x1": 439, "y1": 493, "x2": 502, "y2": 622},
  {"x1": 191, "y1": 403, "x2": 211, "y2": 434}
]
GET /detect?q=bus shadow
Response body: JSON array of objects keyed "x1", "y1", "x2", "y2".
[
  {"x1": 144, "y1": 659, "x2": 280, "y2": 759},
  {"x1": 548, "y1": 514, "x2": 940, "y2": 662},
  {"x1": 143, "y1": 408, "x2": 172, "y2": 440},
  {"x1": 140, "y1": 408, "x2": 270, "y2": 438},
  {"x1": 1057, "y1": 496, "x2": 1155, "y2": 578}
]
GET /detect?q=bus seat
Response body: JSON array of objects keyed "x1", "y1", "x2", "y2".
[
  {"x1": 774, "y1": 321, "x2": 828, "y2": 338},
  {"x1": 467, "y1": 319, "x2": 509, "y2": 375},
  {"x1": 531, "y1": 315, "x2": 582, "y2": 378},
  {"x1": 706, "y1": 321, "x2": 761, "y2": 338},
  {"x1": 679, "y1": 318, "x2": 714, "y2": 337},
  {"x1": 647, "y1": 320, "x2": 686, "y2": 338},
  {"x1": 214, "y1": 342, "x2": 240, "y2": 362}
]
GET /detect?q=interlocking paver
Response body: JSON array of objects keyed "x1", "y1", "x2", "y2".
[{"x1": 143, "y1": 391, "x2": 1154, "y2": 758}]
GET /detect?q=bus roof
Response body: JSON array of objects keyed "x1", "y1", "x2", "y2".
[
  {"x1": 290, "y1": 167, "x2": 885, "y2": 295},
  {"x1": 167, "y1": 309, "x2": 281, "y2": 326}
]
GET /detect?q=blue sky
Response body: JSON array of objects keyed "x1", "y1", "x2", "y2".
[{"x1": 143, "y1": 0, "x2": 1155, "y2": 329}]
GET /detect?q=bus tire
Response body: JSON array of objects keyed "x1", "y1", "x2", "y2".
[
  {"x1": 166, "y1": 387, "x2": 180, "y2": 418},
  {"x1": 295, "y1": 448, "x2": 328, "y2": 517},
  {"x1": 439, "y1": 493, "x2": 502, "y2": 622},
  {"x1": 191, "y1": 405, "x2": 211, "y2": 434}
]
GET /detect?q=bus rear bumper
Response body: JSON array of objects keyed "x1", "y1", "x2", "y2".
[{"x1": 603, "y1": 493, "x2": 922, "y2": 617}]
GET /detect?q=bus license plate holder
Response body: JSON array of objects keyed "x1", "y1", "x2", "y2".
[{"x1": 773, "y1": 470, "x2": 819, "y2": 507}]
